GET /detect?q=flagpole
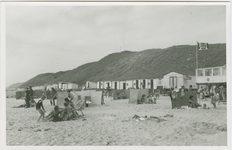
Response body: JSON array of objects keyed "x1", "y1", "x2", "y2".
[{"x1": 196, "y1": 42, "x2": 198, "y2": 69}]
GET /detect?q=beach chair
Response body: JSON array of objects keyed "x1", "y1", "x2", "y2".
[{"x1": 74, "y1": 99, "x2": 86, "y2": 116}]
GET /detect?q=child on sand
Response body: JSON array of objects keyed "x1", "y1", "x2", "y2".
[
  {"x1": 36, "y1": 94, "x2": 46, "y2": 122},
  {"x1": 211, "y1": 93, "x2": 217, "y2": 108}
]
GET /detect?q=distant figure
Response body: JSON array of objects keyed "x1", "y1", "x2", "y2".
[
  {"x1": 211, "y1": 93, "x2": 217, "y2": 108},
  {"x1": 141, "y1": 94, "x2": 146, "y2": 103},
  {"x1": 188, "y1": 95, "x2": 200, "y2": 108},
  {"x1": 155, "y1": 88, "x2": 160, "y2": 99},
  {"x1": 50, "y1": 88, "x2": 57, "y2": 106},
  {"x1": 36, "y1": 95, "x2": 46, "y2": 122},
  {"x1": 219, "y1": 85, "x2": 226, "y2": 102},
  {"x1": 29, "y1": 86, "x2": 34, "y2": 100},
  {"x1": 179, "y1": 86, "x2": 185, "y2": 99},
  {"x1": 197, "y1": 86, "x2": 205, "y2": 104},
  {"x1": 151, "y1": 94, "x2": 157, "y2": 104},
  {"x1": 25, "y1": 87, "x2": 31, "y2": 108},
  {"x1": 101, "y1": 92, "x2": 105, "y2": 105},
  {"x1": 189, "y1": 85, "x2": 193, "y2": 91},
  {"x1": 171, "y1": 88, "x2": 178, "y2": 109}
]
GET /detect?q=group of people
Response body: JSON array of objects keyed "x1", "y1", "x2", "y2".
[
  {"x1": 197, "y1": 85, "x2": 226, "y2": 103},
  {"x1": 138, "y1": 94, "x2": 157, "y2": 104},
  {"x1": 169, "y1": 84, "x2": 222, "y2": 109},
  {"x1": 36, "y1": 90, "x2": 83, "y2": 122}
]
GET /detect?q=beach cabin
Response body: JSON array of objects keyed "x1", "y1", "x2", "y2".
[
  {"x1": 126, "y1": 80, "x2": 133, "y2": 89},
  {"x1": 163, "y1": 72, "x2": 196, "y2": 89},
  {"x1": 119, "y1": 81, "x2": 127, "y2": 90},
  {"x1": 86, "y1": 81, "x2": 97, "y2": 89},
  {"x1": 103, "y1": 81, "x2": 112, "y2": 89},
  {"x1": 111, "y1": 81, "x2": 120, "y2": 90},
  {"x1": 97, "y1": 81, "x2": 104, "y2": 89},
  {"x1": 132, "y1": 79, "x2": 141, "y2": 89},
  {"x1": 153, "y1": 78, "x2": 164, "y2": 89},
  {"x1": 139, "y1": 79, "x2": 147, "y2": 89},
  {"x1": 58, "y1": 82, "x2": 78, "y2": 90},
  {"x1": 196, "y1": 65, "x2": 226, "y2": 86},
  {"x1": 6, "y1": 90, "x2": 16, "y2": 98}
]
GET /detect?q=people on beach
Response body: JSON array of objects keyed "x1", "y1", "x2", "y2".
[
  {"x1": 141, "y1": 94, "x2": 146, "y2": 104},
  {"x1": 29, "y1": 86, "x2": 34, "y2": 101},
  {"x1": 62, "y1": 102, "x2": 74, "y2": 121},
  {"x1": 188, "y1": 95, "x2": 201, "y2": 108},
  {"x1": 197, "y1": 86, "x2": 205, "y2": 104},
  {"x1": 189, "y1": 85, "x2": 193, "y2": 91},
  {"x1": 25, "y1": 87, "x2": 31, "y2": 108},
  {"x1": 36, "y1": 95, "x2": 46, "y2": 122},
  {"x1": 179, "y1": 86, "x2": 186, "y2": 99},
  {"x1": 211, "y1": 93, "x2": 218, "y2": 108},
  {"x1": 155, "y1": 89, "x2": 160, "y2": 99},
  {"x1": 203, "y1": 103, "x2": 209, "y2": 109},
  {"x1": 46, "y1": 106, "x2": 62, "y2": 122},
  {"x1": 171, "y1": 90, "x2": 178, "y2": 109},
  {"x1": 219, "y1": 85, "x2": 226, "y2": 102},
  {"x1": 152, "y1": 94, "x2": 157, "y2": 104},
  {"x1": 50, "y1": 88, "x2": 57, "y2": 106}
]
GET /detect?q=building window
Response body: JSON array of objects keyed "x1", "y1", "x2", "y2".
[
  {"x1": 197, "y1": 70, "x2": 203, "y2": 76},
  {"x1": 159, "y1": 80, "x2": 162, "y2": 85},
  {"x1": 213, "y1": 68, "x2": 220, "y2": 76},
  {"x1": 222, "y1": 67, "x2": 226, "y2": 75},
  {"x1": 205, "y1": 69, "x2": 212, "y2": 76}
]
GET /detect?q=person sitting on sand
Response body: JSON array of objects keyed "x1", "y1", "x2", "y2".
[
  {"x1": 146, "y1": 95, "x2": 153, "y2": 104},
  {"x1": 46, "y1": 106, "x2": 62, "y2": 122},
  {"x1": 188, "y1": 95, "x2": 194, "y2": 108},
  {"x1": 63, "y1": 102, "x2": 74, "y2": 121},
  {"x1": 36, "y1": 94, "x2": 46, "y2": 122},
  {"x1": 188, "y1": 95, "x2": 201, "y2": 108},
  {"x1": 202, "y1": 104, "x2": 209, "y2": 109},
  {"x1": 140, "y1": 94, "x2": 146, "y2": 104},
  {"x1": 211, "y1": 93, "x2": 217, "y2": 109},
  {"x1": 152, "y1": 94, "x2": 157, "y2": 104}
]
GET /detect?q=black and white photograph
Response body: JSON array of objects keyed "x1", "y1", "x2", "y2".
[{"x1": 1, "y1": 1, "x2": 231, "y2": 147}]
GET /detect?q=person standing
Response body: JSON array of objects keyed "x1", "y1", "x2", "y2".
[
  {"x1": 171, "y1": 90, "x2": 178, "y2": 109},
  {"x1": 211, "y1": 93, "x2": 217, "y2": 108},
  {"x1": 25, "y1": 87, "x2": 31, "y2": 108},
  {"x1": 29, "y1": 86, "x2": 34, "y2": 102},
  {"x1": 50, "y1": 88, "x2": 57, "y2": 106},
  {"x1": 220, "y1": 85, "x2": 226, "y2": 102},
  {"x1": 179, "y1": 86, "x2": 185, "y2": 99},
  {"x1": 189, "y1": 85, "x2": 193, "y2": 91},
  {"x1": 36, "y1": 95, "x2": 46, "y2": 122}
]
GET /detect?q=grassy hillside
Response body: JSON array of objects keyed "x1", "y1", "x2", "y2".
[
  {"x1": 18, "y1": 43, "x2": 226, "y2": 88},
  {"x1": 6, "y1": 83, "x2": 23, "y2": 90}
]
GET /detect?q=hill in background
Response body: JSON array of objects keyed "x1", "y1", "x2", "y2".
[
  {"x1": 6, "y1": 83, "x2": 23, "y2": 90},
  {"x1": 18, "y1": 43, "x2": 226, "y2": 88}
]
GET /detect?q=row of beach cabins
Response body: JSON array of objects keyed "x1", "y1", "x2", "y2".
[{"x1": 7, "y1": 65, "x2": 226, "y2": 98}]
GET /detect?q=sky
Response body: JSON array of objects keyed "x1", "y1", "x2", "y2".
[{"x1": 4, "y1": 4, "x2": 227, "y2": 86}]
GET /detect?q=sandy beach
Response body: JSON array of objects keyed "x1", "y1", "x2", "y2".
[{"x1": 6, "y1": 96, "x2": 227, "y2": 146}]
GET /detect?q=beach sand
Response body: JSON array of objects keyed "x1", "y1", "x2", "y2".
[{"x1": 6, "y1": 96, "x2": 227, "y2": 146}]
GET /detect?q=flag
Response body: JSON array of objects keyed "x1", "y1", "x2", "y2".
[{"x1": 197, "y1": 42, "x2": 209, "y2": 50}]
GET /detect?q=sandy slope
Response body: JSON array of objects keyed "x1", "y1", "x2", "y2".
[{"x1": 6, "y1": 96, "x2": 227, "y2": 146}]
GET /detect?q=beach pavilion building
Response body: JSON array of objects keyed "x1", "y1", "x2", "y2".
[{"x1": 196, "y1": 65, "x2": 226, "y2": 86}]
